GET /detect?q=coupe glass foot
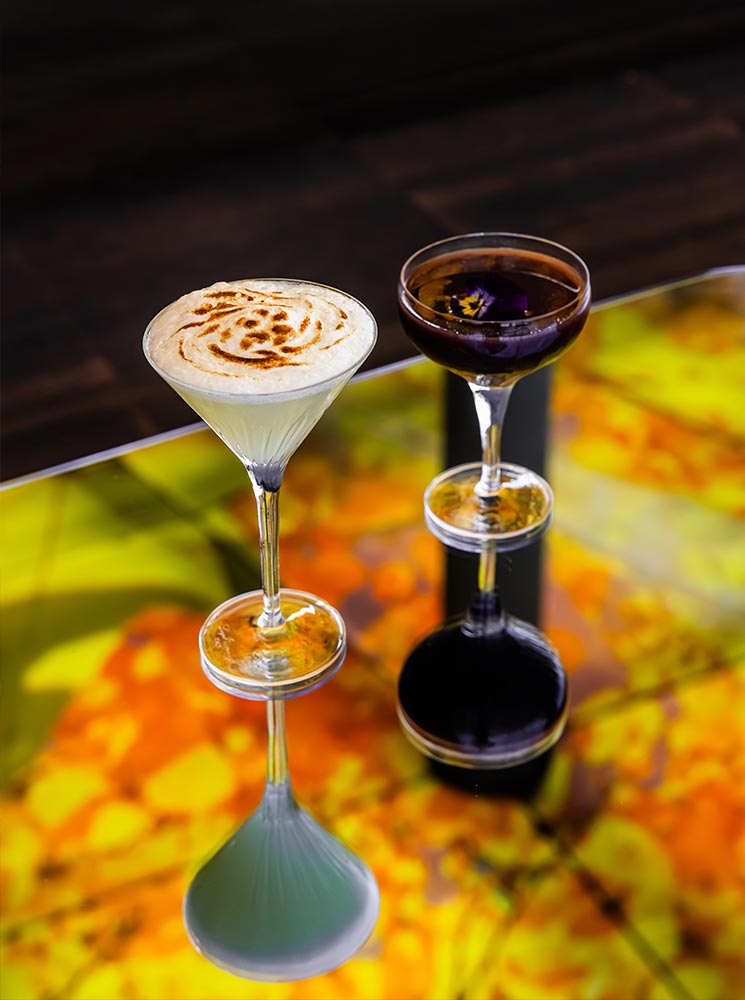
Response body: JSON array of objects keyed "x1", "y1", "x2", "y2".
[{"x1": 424, "y1": 461, "x2": 553, "y2": 553}]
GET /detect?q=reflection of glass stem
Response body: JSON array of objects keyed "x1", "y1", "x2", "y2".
[
  {"x1": 470, "y1": 383, "x2": 513, "y2": 497},
  {"x1": 250, "y1": 472, "x2": 286, "y2": 630},
  {"x1": 463, "y1": 543, "x2": 504, "y2": 637},
  {"x1": 267, "y1": 697, "x2": 290, "y2": 789},
  {"x1": 478, "y1": 543, "x2": 497, "y2": 594}
]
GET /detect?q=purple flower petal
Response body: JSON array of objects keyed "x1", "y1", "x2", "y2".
[{"x1": 450, "y1": 273, "x2": 529, "y2": 320}]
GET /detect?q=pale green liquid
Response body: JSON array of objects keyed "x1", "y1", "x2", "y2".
[{"x1": 172, "y1": 377, "x2": 349, "y2": 470}]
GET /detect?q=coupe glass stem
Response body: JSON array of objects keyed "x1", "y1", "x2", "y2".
[
  {"x1": 266, "y1": 697, "x2": 290, "y2": 789},
  {"x1": 249, "y1": 471, "x2": 286, "y2": 630},
  {"x1": 470, "y1": 383, "x2": 513, "y2": 497}
]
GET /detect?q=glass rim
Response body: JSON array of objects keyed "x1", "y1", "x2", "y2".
[
  {"x1": 398, "y1": 231, "x2": 591, "y2": 329},
  {"x1": 142, "y1": 277, "x2": 378, "y2": 401}
]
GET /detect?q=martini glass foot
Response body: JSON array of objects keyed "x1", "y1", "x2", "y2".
[{"x1": 200, "y1": 589, "x2": 346, "y2": 700}]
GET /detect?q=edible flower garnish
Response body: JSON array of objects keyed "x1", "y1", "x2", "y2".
[{"x1": 449, "y1": 275, "x2": 529, "y2": 320}]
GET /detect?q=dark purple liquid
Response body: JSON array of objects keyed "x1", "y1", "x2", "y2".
[
  {"x1": 398, "y1": 614, "x2": 567, "y2": 762},
  {"x1": 398, "y1": 247, "x2": 589, "y2": 381}
]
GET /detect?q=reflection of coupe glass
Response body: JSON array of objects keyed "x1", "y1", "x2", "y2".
[
  {"x1": 143, "y1": 278, "x2": 379, "y2": 980},
  {"x1": 397, "y1": 543, "x2": 567, "y2": 769},
  {"x1": 398, "y1": 233, "x2": 591, "y2": 551}
]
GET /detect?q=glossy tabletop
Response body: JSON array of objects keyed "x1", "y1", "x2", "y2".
[{"x1": 1, "y1": 268, "x2": 744, "y2": 1000}]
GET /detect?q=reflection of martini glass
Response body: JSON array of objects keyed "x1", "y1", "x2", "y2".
[
  {"x1": 144, "y1": 278, "x2": 379, "y2": 980},
  {"x1": 398, "y1": 233, "x2": 590, "y2": 551}
]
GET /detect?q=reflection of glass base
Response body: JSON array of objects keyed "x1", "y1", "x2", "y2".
[
  {"x1": 424, "y1": 462, "x2": 553, "y2": 553},
  {"x1": 397, "y1": 615, "x2": 568, "y2": 769},
  {"x1": 184, "y1": 785, "x2": 380, "y2": 981},
  {"x1": 200, "y1": 589, "x2": 346, "y2": 700}
]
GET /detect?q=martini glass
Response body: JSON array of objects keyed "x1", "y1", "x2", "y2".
[
  {"x1": 143, "y1": 278, "x2": 379, "y2": 980},
  {"x1": 397, "y1": 232, "x2": 590, "y2": 552},
  {"x1": 397, "y1": 542, "x2": 567, "y2": 769}
]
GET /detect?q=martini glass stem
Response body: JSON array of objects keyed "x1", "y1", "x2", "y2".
[
  {"x1": 250, "y1": 473, "x2": 286, "y2": 630},
  {"x1": 470, "y1": 383, "x2": 513, "y2": 497}
]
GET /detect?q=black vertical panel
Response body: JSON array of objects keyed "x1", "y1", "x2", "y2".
[{"x1": 444, "y1": 368, "x2": 552, "y2": 626}]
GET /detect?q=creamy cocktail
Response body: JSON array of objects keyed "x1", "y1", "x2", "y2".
[
  {"x1": 145, "y1": 279, "x2": 376, "y2": 484},
  {"x1": 144, "y1": 277, "x2": 376, "y2": 689}
]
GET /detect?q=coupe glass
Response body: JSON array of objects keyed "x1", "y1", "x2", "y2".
[
  {"x1": 143, "y1": 278, "x2": 379, "y2": 980},
  {"x1": 397, "y1": 542, "x2": 567, "y2": 769},
  {"x1": 397, "y1": 232, "x2": 590, "y2": 551}
]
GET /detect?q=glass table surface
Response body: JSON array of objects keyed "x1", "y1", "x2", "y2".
[{"x1": 1, "y1": 268, "x2": 744, "y2": 1000}]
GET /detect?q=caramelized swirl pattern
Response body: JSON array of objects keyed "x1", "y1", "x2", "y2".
[{"x1": 165, "y1": 283, "x2": 355, "y2": 378}]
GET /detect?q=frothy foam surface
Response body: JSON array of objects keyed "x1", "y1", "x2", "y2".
[{"x1": 145, "y1": 279, "x2": 376, "y2": 398}]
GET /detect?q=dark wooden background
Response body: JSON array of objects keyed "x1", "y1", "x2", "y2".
[{"x1": 3, "y1": 0, "x2": 744, "y2": 481}]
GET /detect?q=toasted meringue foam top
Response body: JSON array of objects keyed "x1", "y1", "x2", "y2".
[{"x1": 145, "y1": 279, "x2": 376, "y2": 397}]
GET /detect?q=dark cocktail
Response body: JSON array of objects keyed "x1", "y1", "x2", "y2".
[{"x1": 398, "y1": 233, "x2": 591, "y2": 550}]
